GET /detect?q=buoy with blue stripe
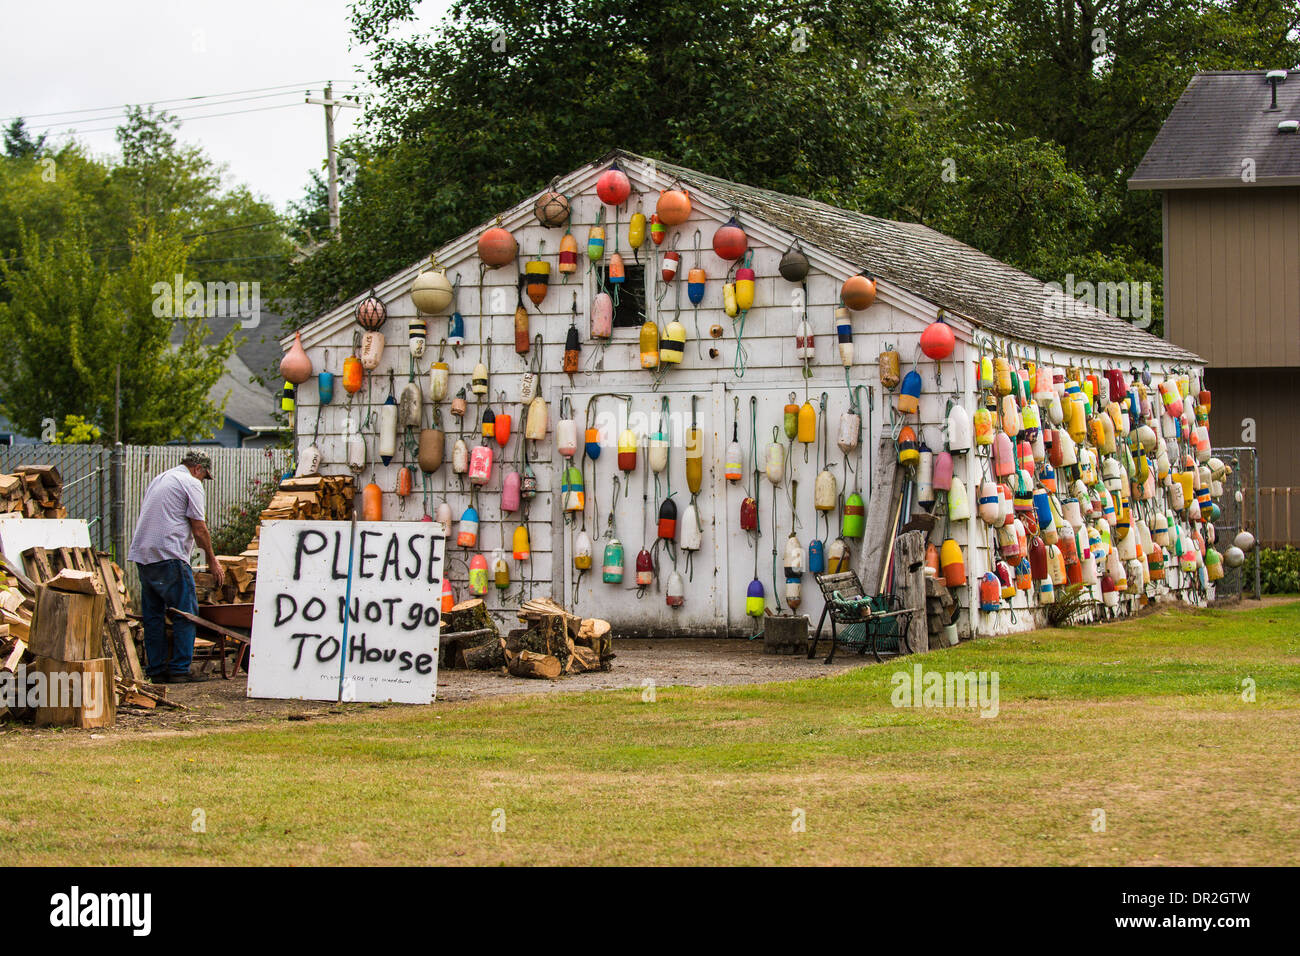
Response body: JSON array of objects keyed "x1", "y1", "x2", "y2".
[
  {"x1": 687, "y1": 268, "x2": 706, "y2": 305},
  {"x1": 836, "y1": 306, "x2": 853, "y2": 366},
  {"x1": 457, "y1": 506, "x2": 479, "y2": 548},
  {"x1": 562, "y1": 465, "x2": 585, "y2": 512}
]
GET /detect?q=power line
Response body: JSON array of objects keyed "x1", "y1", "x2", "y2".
[
  {"x1": 44, "y1": 101, "x2": 314, "y2": 137},
  {"x1": 24, "y1": 90, "x2": 320, "y2": 133},
  {"x1": 2, "y1": 80, "x2": 365, "y2": 124}
]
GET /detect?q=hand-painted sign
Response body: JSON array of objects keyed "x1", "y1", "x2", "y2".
[{"x1": 247, "y1": 520, "x2": 445, "y2": 703}]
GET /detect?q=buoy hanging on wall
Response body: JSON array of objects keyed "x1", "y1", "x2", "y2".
[
  {"x1": 712, "y1": 216, "x2": 748, "y2": 261},
  {"x1": 596, "y1": 164, "x2": 631, "y2": 206},
  {"x1": 920, "y1": 313, "x2": 955, "y2": 361},
  {"x1": 534, "y1": 188, "x2": 570, "y2": 227},
  {"x1": 477, "y1": 220, "x2": 517, "y2": 268},
  {"x1": 279, "y1": 331, "x2": 312, "y2": 385},
  {"x1": 656, "y1": 187, "x2": 691, "y2": 226},
  {"x1": 841, "y1": 272, "x2": 876, "y2": 311}
]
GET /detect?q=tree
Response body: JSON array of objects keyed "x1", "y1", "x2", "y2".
[
  {"x1": 0, "y1": 217, "x2": 236, "y2": 445},
  {"x1": 284, "y1": 0, "x2": 907, "y2": 320},
  {"x1": 3, "y1": 119, "x2": 47, "y2": 159},
  {"x1": 953, "y1": 0, "x2": 1300, "y2": 261}
]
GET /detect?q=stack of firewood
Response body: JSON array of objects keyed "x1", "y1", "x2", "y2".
[
  {"x1": 201, "y1": 475, "x2": 355, "y2": 606},
  {"x1": 0, "y1": 548, "x2": 178, "y2": 723},
  {"x1": 446, "y1": 596, "x2": 613, "y2": 679},
  {"x1": 0, "y1": 466, "x2": 66, "y2": 518}
]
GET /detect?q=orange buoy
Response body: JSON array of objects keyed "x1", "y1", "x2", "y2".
[
  {"x1": 841, "y1": 273, "x2": 877, "y2": 311},
  {"x1": 478, "y1": 222, "x2": 517, "y2": 268},
  {"x1": 940, "y1": 538, "x2": 965, "y2": 588},
  {"x1": 656, "y1": 188, "x2": 691, "y2": 226},
  {"x1": 362, "y1": 482, "x2": 382, "y2": 521},
  {"x1": 342, "y1": 355, "x2": 363, "y2": 394}
]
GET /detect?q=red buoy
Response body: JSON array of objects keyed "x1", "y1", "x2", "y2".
[
  {"x1": 596, "y1": 165, "x2": 631, "y2": 206},
  {"x1": 711, "y1": 216, "x2": 748, "y2": 261},
  {"x1": 920, "y1": 314, "x2": 955, "y2": 361}
]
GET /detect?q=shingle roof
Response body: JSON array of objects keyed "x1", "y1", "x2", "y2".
[
  {"x1": 169, "y1": 310, "x2": 289, "y2": 430},
  {"x1": 1129, "y1": 70, "x2": 1300, "y2": 189},
  {"x1": 625, "y1": 151, "x2": 1200, "y2": 363}
]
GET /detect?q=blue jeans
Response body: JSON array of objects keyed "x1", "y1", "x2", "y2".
[{"x1": 136, "y1": 559, "x2": 199, "y2": 678}]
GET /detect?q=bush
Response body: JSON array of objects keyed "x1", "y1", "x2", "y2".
[
  {"x1": 210, "y1": 473, "x2": 279, "y2": 556},
  {"x1": 1258, "y1": 547, "x2": 1300, "y2": 595}
]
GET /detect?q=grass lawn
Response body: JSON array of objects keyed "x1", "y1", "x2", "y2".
[{"x1": 2, "y1": 600, "x2": 1297, "y2": 866}]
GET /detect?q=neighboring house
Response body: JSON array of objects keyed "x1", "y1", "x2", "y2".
[
  {"x1": 1130, "y1": 68, "x2": 1300, "y2": 543},
  {"x1": 171, "y1": 309, "x2": 292, "y2": 448},
  {"x1": 0, "y1": 413, "x2": 37, "y2": 446}
]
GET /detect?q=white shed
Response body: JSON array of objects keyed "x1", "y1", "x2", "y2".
[{"x1": 284, "y1": 149, "x2": 1220, "y2": 641}]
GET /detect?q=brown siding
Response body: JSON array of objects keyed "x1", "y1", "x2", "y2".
[
  {"x1": 1206, "y1": 367, "x2": 1300, "y2": 488},
  {"x1": 1165, "y1": 187, "x2": 1300, "y2": 368}
]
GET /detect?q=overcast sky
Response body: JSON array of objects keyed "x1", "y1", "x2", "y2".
[{"x1": 1, "y1": 0, "x2": 450, "y2": 210}]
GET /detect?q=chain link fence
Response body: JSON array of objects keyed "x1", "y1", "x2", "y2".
[
  {"x1": 2, "y1": 442, "x2": 291, "y2": 598},
  {"x1": 1211, "y1": 445, "x2": 1261, "y2": 601},
  {"x1": 0, "y1": 444, "x2": 110, "y2": 550}
]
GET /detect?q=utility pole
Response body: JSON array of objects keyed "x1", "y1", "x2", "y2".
[{"x1": 306, "y1": 83, "x2": 359, "y2": 239}]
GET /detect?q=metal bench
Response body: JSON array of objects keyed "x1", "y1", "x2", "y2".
[{"x1": 808, "y1": 571, "x2": 916, "y2": 664}]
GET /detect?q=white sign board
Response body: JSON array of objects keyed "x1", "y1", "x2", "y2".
[
  {"x1": 0, "y1": 517, "x2": 93, "y2": 570},
  {"x1": 247, "y1": 520, "x2": 445, "y2": 703}
]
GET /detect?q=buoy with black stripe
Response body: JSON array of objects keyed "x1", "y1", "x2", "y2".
[
  {"x1": 836, "y1": 306, "x2": 853, "y2": 366},
  {"x1": 661, "y1": 318, "x2": 687, "y2": 365}
]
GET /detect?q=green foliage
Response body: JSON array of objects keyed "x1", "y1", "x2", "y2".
[
  {"x1": 1046, "y1": 583, "x2": 1092, "y2": 627},
  {"x1": 285, "y1": 0, "x2": 905, "y2": 320},
  {"x1": 0, "y1": 108, "x2": 294, "y2": 292},
  {"x1": 0, "y1": 218, "x2": 236, "y2": 445},
  {"x1": 51, "y1": 414, "x2": 102, "y2": 445},
  {"x1": 4, "y1": 119, "x2": 47, "y2": 159},
  {"x1": 210, "y1": 473, "x2": 279, "y2": 556},
  {"x1": 282, "y1": 0, "x2": 1300, "y2": 332},
  {"x1": 1259, "y1": 548, "x2": 1300, "y2": 595}
]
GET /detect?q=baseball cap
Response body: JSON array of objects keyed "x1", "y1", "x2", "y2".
[{"x1": 182, "y1": 451, "x2": 214, "y2": 480}]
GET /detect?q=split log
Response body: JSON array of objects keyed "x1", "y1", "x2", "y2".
[
  {"x1": 2, "y1": 639, "x2": 25, "y2": 672},
  {"x1": 507, "y1": 649, "x2": 562, "y2": 680},
  {"x1": 33, "y1": 656, "x2": 115, "y2": 728},
  {"x1": 459, "y1": 638, "x2": 507, "y2": 670},
  {"x1": 47, "y1": 568, "x2": 99, "y2": 596},
  {"x1": 576, "y1": 618, "x2": 612, "y2": 657},
  {"x1": 96, "y1": 554, "x2": 144, "y2": 682},
  {"x1": 566, "y1": 644, "x2": 604, "y2": 673},
  {"x1": 28, "y1": 584, "x2": 105, "y2": 662},
  {"x1": 443, "y1": 599, "x2": 496, "y2": 636},
  {"x1": 893, "y1": 530, "x2": 927, "y2": 655}
]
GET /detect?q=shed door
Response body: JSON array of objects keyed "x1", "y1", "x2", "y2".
[{"x1": 560, "y1": 384, "x2": 728, "y2": 636}]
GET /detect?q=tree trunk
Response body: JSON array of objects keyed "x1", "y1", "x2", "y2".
[
  {"x1": 443, "y1": 599, "x2": 495, "y2": 636},
  {"x1": 459, "y1": 638, "x2": 506, "y2": 670},
  {"x1": 507, "y1": 649, "x2": 562, "y2": 680},
  {"x1": 29, "y1": 585, "x2": 105, "y2": 662}
]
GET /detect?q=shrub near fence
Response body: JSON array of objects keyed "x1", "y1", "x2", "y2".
[{"x1": 1259, "y1": 548, "x2": 1300, "y2": 595}]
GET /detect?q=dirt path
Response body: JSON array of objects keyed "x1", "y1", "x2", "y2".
[{"x1": 8, "y1": 636, "x2": 868, "y2": 737}]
